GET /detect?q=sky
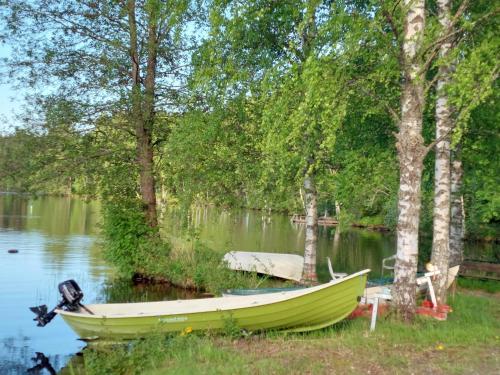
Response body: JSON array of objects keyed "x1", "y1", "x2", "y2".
[{"x1": 0, "y1": 43, "x2": 22, "y2": 134}]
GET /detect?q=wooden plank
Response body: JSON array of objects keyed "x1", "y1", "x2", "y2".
[
  {"x1": 461, "y1": 261, "x2": 500, "y2": 273},
  {"x1": 459, "y1": 261, "x2": 500, "y2": 281},
  {"x1": 291, "y1": 215, "x2": 339, "y2": 226}
]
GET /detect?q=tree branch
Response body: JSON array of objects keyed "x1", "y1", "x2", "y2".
[
  {"x1": 420, "y1": 2, "x2": 500, "y2": 75},
  {"x1": 423, "y1": 128, "x2": 453, "y2": 157}
]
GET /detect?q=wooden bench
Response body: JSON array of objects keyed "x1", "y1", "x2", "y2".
[{"x1": 459, "y1": 261, "x2": 500, "y2": 281}]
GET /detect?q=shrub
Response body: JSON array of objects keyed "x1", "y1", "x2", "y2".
[{"x1": 102, "y1": 198, "x2": 171, "y2": 277}]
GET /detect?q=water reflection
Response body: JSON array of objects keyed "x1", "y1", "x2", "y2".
[
  {"x1": 27, "y1": 352, "x2": 57, "y2": 375},
  {"x1": 166, "y1": 206, "x2": 397, "y2": 281},
  {"x1": 99, "y1": 278, "x2": 203, "y2": 304}
]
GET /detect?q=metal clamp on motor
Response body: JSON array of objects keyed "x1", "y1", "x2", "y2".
[{"x1": 30, "y1": 279, "x2": 92, "y2": 327}]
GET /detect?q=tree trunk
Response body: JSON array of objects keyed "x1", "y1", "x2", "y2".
[
  {"x1": 335, "y1": 200, "x2": 341, "y2": 233},
  {"x1": 333, "y1": 227, "x2": 340, "y2": 256},
  {"x1": 127, "y1": 0, "x2": 158, "y2": 228},
  {"x1": 449, "y1": 149, "x2": 465, "y2": 266},
  {"x1": 431, "y1": 0, "x2": 453, "y2": 305},
  {"x1": 393, "y1": 0, "x2": 426, "y2": 321},
  {"x1": 301, "y1": 175, "x2": 318, "y2": 284}
]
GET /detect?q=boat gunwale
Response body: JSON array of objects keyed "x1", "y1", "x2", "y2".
[{"x1": 56, "y1": 269, "x2": 370, "y2": 319}]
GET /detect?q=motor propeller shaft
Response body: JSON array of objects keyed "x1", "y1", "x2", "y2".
[{"x1": 29, "y1": 303, "x2": 62, "y2": 327}]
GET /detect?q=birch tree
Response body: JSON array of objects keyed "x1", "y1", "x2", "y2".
[
  {"x1": 297, "y1": 1, "x2": 321, "y2": 284},
  {"x1": 303, "y1": 175, "x2": 319, "y2": 282},
  {"x1": 449, "y1": 149, "x2": 465, "y2": 266},
  {"x1": 392, "y1": 0, "x2": 427, "y2": 320},
  {"x1": 430, "y1": 0, "x2": 453, "y2": 305},
  {"x1": 430, "y1": 0, "x2": 499, "y2": 299}
]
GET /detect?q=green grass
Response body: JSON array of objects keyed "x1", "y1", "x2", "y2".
[
  {"x1": 79, "y1": 292, "x2": 500, "y2": 375},
  {"x1": 458, "y1": 277, "x2": 500, "y2": 293}
]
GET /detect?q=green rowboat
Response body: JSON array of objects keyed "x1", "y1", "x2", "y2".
[{"x1": 56, "y1": 269, "x2": 369, "y2": 339}]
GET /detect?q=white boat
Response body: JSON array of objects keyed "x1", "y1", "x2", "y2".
[{"x1": 223, "y1": 251, "x2": 304, "y2": 282}]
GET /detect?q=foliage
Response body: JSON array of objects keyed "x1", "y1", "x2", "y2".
[
  {"x1": 221, "y1": 312, "x2": 245, "y2": 339},
  {"x1": 259, "y1": 55, "x2": 349, "y2": 205},
  {"x1": 162, "y1": 102, "x2": 262, "y2": 208},
  {"x1": 462, "y1": 95, "x2": 500, "y2": 231},
  {"x1": 0, "y1": 99, "x2": 100, "y2": 195},
  {"x1": 102, "y1": 198, "x2": 171, "y2": 277}
]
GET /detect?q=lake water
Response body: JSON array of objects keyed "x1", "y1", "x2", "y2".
[{"x1": 0, "y1": 194, "x2": 497, "y2": 373}]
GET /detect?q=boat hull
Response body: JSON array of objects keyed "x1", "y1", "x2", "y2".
[
  {"x1": 57, "y1": 271, "x2": 368, "y2": 339},
  {"x1": 223, "y1": 251, "x2": 304, "y2": 281},
  {"x1": 223, "y1": 266, "x2": 461, "y2": 305}
]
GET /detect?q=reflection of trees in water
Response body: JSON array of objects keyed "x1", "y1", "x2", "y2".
[
  {"x1": 99, "y1": 278, "x2": 202, "y2": 304},
  {"x1": 162, "y1": 207, "x2": 404, "y2": 282},
  {"x1": 0, "y1": 195, "x2": 103, "y2": 270},
  {"x1": 25, "y1": 197, "x2": 100, "y2": 236},
  {"x1": 0, "y1": 336, "x2": 31, "y2": 374},
  {"x1": 40, "y1": 234, "x2": 105, "y2": 273},
  {"x1": 0, "y1": 195, "x2": 100, "y2": 236},
  {"x1": 0, "y1": 194, "x2": 29, "y2": 230},
  {"x1": 322, "y1": 230, "x2": 396, "y2": 280}
]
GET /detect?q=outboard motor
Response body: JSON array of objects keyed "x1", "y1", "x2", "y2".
[
  {"x1": 58, "y1": 279, "x2": 84, "y2": 310},
  {"x1": 30, "y1": 279, "x2": 92, "y2": 327}
]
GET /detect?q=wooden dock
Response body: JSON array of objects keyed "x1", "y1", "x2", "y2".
[
  {"x1": 290, "y1": 215, "x2": 390, "y2": 232},
  {"x1": 291, "y1": 215, "x2": 339, "y2": 226}
]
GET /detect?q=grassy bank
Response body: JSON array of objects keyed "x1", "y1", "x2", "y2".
[
  {"x1": 133, "y1": 239, "x2": 294, "y2": 293},
  {"x1": 73, "y1": 290, "x2": 499, "y2": 375},
  {"x1": 102, "y1": 200, "x2": 292, "y2": 294}
]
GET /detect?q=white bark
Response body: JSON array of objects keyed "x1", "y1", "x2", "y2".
[
  {"x1": 449, "y1": 151, "x2": 465, "y2": 266},
  {"x1": 335, "y1": 200, "x2": 341, "y2": 233},
  {"x1": 431, "y1": 0, "x2": 453, "y2": 305},
  {"x1": 301, "y1": 176, "x2": 318, "y2": 284},
  {"x1": 333, "y1": 227, "x2": 340, "y2": 256},
  {"x1": 393, "y1": 0, "x2": 426, "y2": 321}
]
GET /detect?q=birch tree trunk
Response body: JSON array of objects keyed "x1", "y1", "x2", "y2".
[
  {"x1": 335, "y1": 200, "x2": 341, "y2": 233},
  {"x1": 333, "y1": 227, "x2": 340, "y2": 256},
  {"x1": 393, "y1": 0, "x2": 426, "y2": 321},
  {"x1": 301, "y1": 176, "x2": 318, "y2": 284},
  {"x1": 127, "y1": 0, "x2": 158, "y2": 228},
  {"x1": 431, "y1": 0, "x2": 452, "y2": 305},
  {"x1": 449, "y1": 150, "x2": 465, "y2": 266}
]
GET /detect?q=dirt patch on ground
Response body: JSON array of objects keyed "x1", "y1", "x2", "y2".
[
  {"x1": 456, "y1": 287, "x2": 500, "y2": 299},
  {"x1": 222, "y1": 337, "x2": 500, "y2": 375}
]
